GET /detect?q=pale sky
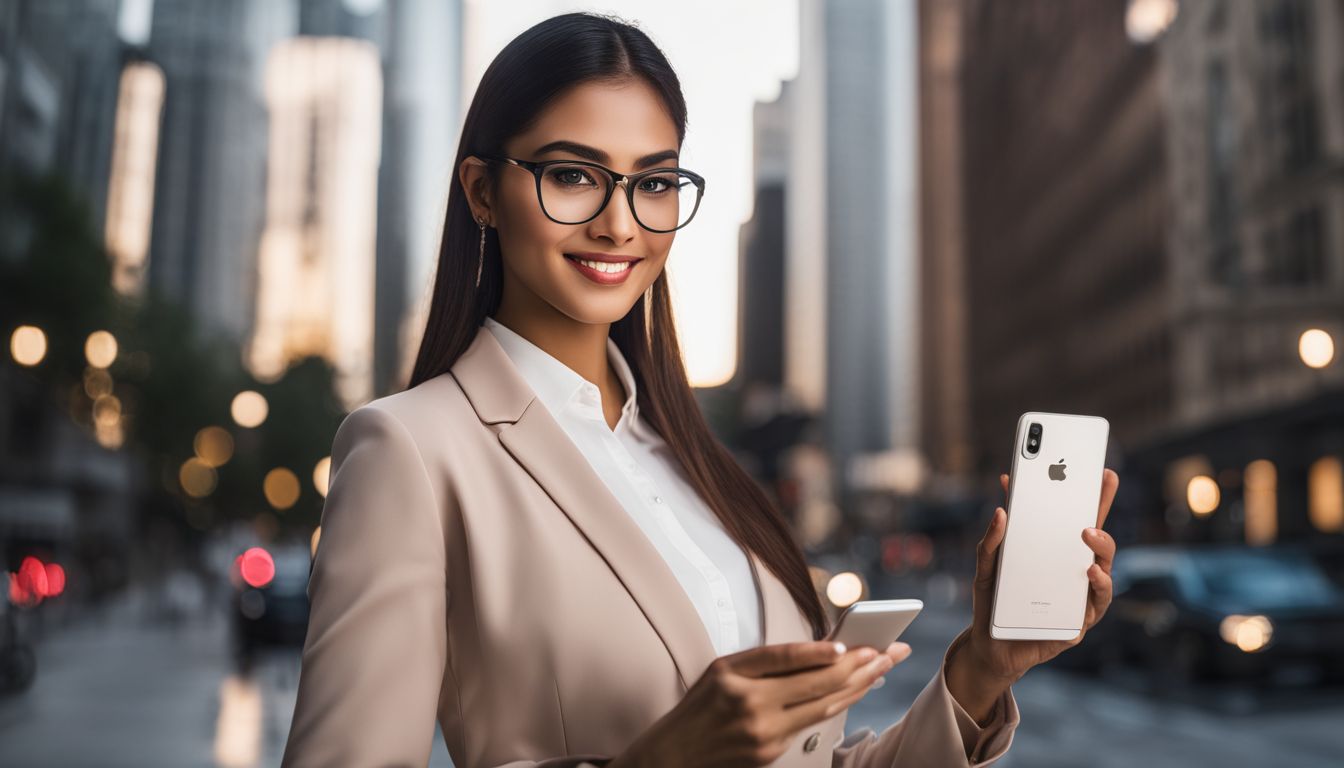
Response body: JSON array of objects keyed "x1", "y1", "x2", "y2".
[{"x1": 465, "y1": 0, "x2": 801, "y2": 386}]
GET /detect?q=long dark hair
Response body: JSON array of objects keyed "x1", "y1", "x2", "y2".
[{"x1": 408, "y1": 11, "x2": 829, "y2": 641}]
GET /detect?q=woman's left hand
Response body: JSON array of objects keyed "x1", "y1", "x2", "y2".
[{"x1": 958, "y1": 468, "x2": 1121, "y2": 689}]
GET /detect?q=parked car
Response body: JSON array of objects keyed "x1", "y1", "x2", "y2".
[
  {"x1": 1055, "y1": 544, "x2": 1344, "y2": 684},
  {"x1": 230, "y1": 544, "x2": 311, "y2": 664}
]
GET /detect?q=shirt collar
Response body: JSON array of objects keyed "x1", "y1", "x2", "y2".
[{"x1": 483, "y1": 316, "x2": 642, "y2": 430}]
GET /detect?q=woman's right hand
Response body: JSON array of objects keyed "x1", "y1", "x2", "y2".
[{"x1": 607, "y1": 639, "x2": 911, "y2": 768}]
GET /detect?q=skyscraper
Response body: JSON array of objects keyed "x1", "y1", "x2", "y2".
[
  {"x1": 146, "y1": 0, "x2": 296, "y2": 345},
  {"x1": 251, "y1": 36, "x2": 383, "y2": 409}
]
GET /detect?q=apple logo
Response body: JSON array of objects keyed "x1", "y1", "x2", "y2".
[{"x1": 1048, "y1": 459, "x2": 1067, "y2": 481}]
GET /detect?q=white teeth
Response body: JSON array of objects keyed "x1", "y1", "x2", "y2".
[{"x1": 577, "y1": 258, "x2": 631, "y2": 274}]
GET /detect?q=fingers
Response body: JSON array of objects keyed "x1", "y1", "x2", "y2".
[
  {"x1": 775, "y1": 645, "x2": 909, "y2": 733},
  {"x1": 730, "y1": 640, "x2": 846, "y2": 679},
  {"x1": 974, "y1": 507, "x2": 1007, "y2": 590},
  {"x1": 999, "y1": 472, "x2": 1009, "y2": 498},
  {"x1": 1082, "y1": 527, "x2": 1115, "y2": 574},
  {"x1": 1085, "y1": 562, "x2": 1113, "y2": 628},
  {"x1": 765, "y1": 645, "x2": 878, "y2": 705},
  {"x1": 1095, "y1": 468, "x2": 1119, "y2": 527}
]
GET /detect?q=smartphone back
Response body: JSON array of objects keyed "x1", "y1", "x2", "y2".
[{"x1": 991, "y1": 411, "x2": 1109, "y2": 639}]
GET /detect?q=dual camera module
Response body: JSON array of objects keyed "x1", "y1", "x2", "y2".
[{"x1": 1023, "y1": 422, "x2": 1043, "y2": 458}]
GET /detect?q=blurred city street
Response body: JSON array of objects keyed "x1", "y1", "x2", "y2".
[
  {"x1": 2, "y1": 577, "x2": 1341, "y2": 767},
  {"x1": 849, "y1": 592, "x2": 1344, "y2": 768},
  {"x1": 0, "y1": 577, "x2": 455, "y2": 766},
  {"x1": 3, "y1": 0, "x2": 1343, "y2": 765}
]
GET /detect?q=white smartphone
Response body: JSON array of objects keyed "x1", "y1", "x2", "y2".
[
  {"x1": 990, "y1": 411, "x2": 1110, "y2": 641},
  {"x1": 825, "y1": 599, "x2": 923, "y2": 650}
]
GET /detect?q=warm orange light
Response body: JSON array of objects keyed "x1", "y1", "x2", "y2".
[
  {"x1": 1299, "y1": 328, "x2": 1335, "y2": 369},
  {"x1": 826, "y1": 572, "x2": 865, "y2": 608},
  {"x1": 1309, "y1": 456, "x2": 1344, "y2": 533},
  {"x1": 85, "y1": 330, "x2": 118, "y2": 368},
  {"x1": 231, "y1": 390, "x2": 268, "y2": 428},
  {"x1": 194, "y1": 426, "x2": 235, "y2": 468},
  {"x1": 179, "y1": 457, "x2": 218, "y2": 498},
  {"x1": 1187, "y1": 475, "x2": 1220, "y2": 516},
  {"x1": 263, "y1": 467, "x2": 300, "y2": 510},
  {"x1": 312, "y1": 456, "x2": 331, "y2": 497},
  {"x1": 93, "y1": 394, "x2": 122, "y2": 428},
  {"x1": 1220, "y1": 614, "x2": 1272, "y2": 652},
  {"x1": 10, "y1": 325, "x2": 47, "y2": 366},
  {"x1": 1243, "y1": 459, "x2": 1277, "y2": 545},
  {"x1": 1125, "y1": 0, "x2": 1178, "y2": 43},
  {"x1": 84, "y1": 367, "x2": 114, "y2": 398}
]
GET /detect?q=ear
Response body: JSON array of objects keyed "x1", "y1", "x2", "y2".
[{"x1": 458, "y1": 155, "x2": 494, "y2": 225}]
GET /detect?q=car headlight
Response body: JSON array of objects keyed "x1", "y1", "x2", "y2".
[{"x1": 1219, "y1": 614, "x2": 1272, "y2": 652}]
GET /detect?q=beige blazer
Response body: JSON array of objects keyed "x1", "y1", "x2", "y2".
[{"x1": 281, "y1": 324, "x2": 1019, "y2": 768}]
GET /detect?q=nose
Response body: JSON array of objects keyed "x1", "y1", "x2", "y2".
[{"x1": 587, "y1": 177, "x2": 638, "y2": 245}]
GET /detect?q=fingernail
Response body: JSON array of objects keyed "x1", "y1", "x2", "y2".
[
  {"x1": 857, "y1": 647, "x2": 877, "y2": 662},
  {"x1": 869, "y1": 677, "x2": 886, "y2": 690},
  {"x1": 833, "y1": 642, "x2": 846, "y2": 656}
]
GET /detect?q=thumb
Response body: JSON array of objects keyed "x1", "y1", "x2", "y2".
[{"x1": 973, "y1": 507, "x2": 1006, "y2": 624}]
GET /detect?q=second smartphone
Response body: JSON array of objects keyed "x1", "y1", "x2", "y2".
[{"x1": 990, "y1": 411, "x2": 1110, "y2": 641}]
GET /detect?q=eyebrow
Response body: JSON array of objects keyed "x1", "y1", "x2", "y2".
[{"x1": 531, "y1": 140, "x2": 679, "y2": 171}]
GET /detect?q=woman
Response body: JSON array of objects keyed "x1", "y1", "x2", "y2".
[{"x1": 281, "y1": 12, "x2": 1120, "y2": 768}]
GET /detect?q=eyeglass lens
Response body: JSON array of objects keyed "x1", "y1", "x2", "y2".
[{"x1": 538, "y1": 164, "x2": 699, "y2": 231}]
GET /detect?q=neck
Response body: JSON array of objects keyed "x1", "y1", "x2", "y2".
[{"x1": 490, "y1": 301, "x2": 612, "y2": 391}]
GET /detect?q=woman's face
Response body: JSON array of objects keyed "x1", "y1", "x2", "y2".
[{"x1": 465, "y1": 79, "x2": 682, "y2": 325}]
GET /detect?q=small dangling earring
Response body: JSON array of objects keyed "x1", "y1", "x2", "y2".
[{"x1": 475, "y1": 215, "x2": 487, "y2": 287}]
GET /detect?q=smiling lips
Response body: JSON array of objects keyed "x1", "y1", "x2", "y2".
[{"x1": 563, "y1": 252, "x2": 641, "y2": 285}]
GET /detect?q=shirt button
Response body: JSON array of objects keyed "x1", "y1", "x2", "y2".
[
  {"x1": 717, "y1": 599, "x2": 727, "y2": 608},
  {"x1": 653, "y1": 496, "x2": 662, "y2": 503},
  {"x1": 803, "y1": 732, "x2": 821, "y2": 753}
]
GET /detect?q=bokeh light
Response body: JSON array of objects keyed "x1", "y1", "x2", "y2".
[
  {"x1": 93, "y1": 394, "x2": 122, "y2": 427},
  {"x1": 179, "y1": 457, "x2": 218, "y2": 498},
  {"x1": 231, "y1": 390, "x2": 268, "y2": 428},
  {"x1": 239, "y1": 547, "x2": 275, "y2": 589},
  {"x1": 1124, "y1": 0, "x2": 1178, "y2": 43},
  {"x1": 1187, "y1": 474, "x2": 1220, "y2": 516},
  {"x1": 10, "y1": 325, "x2": 47, "y2": 366},
  {"x1": 312, "y1": 456, "x2": 331, "y2": 497},
  {"x1": 83, "y1": 367, "x2": 114, "y2": 398},
  {"x1": 263, "y1": 467, "x2": 300, "y2": 510},
  {"x1": 194, "y1": 426, "x2": 235, "y2": 468},
  {"x1": 84, "y1": 330, "x2": 119, "y2": 368},
  {"x1": 826, "y1": 571, "x2": 865, "y2": 608},
  {"x1": 1220, "y1": 614, "x2": 1273, "y2": 653},
  {"x1": 1298, "y1": 328, "x2": 1335, "y2": 369}
]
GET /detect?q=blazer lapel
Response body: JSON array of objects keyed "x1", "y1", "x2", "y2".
[
  {"x1": 450, "y1": 325, "x2": 719, "y2": 691},
  {"x1": 750, "y1": 550, "x2": 809, "y2": 645}
]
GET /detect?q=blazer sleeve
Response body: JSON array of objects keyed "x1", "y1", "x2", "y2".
[
  {"x1": 830, "y1": 627, "x2": 1020, "y2": 767},
  {"x1": 280, "y1": 406, "x2": 619, "y2": 768}
]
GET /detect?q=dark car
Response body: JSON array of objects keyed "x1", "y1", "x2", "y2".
[
  {"x1": 1057, "y1": 544, "x2": 1344, "y2": 685},
  {"x1": 230, "y1": 544, "x2": 311, "y2": 664}
]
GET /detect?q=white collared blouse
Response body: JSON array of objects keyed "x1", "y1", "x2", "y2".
[{"x1": 483, "y1": 315, "x2": 762, "y2": 656}]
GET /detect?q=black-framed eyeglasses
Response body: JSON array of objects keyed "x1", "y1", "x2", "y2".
[{"x1": 476, "y1": 153, "x2": 706, "y2": 233}]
